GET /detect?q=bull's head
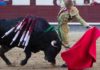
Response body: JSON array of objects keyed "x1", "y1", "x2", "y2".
[{"x1": 44, "y1": 40, "x2": 61, "y2": 66}]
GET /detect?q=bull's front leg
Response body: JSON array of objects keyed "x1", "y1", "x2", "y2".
[
  {"x1": 20, "y1": 48, "x2": 31, "y2": 66},
  {"x1": 0, "y1": 45, "x2": 12, "y2": 65},
  {"x1": 1, "y1": 54, "x2": 12, "y2": 65}
]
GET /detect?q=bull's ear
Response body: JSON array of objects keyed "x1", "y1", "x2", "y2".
[{"x1": 51, "y1": 40, "x2": 57, "y2": 47}]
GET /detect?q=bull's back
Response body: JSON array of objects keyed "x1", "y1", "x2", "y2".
[{"x1": 0, "y1": 17, "x2": 23, "y2": 33}]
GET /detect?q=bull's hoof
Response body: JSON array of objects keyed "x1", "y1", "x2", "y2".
[
  {"x1": 6, "y1": 62, "x2": 12, "y2": 66},
  {"x1": 61, "y1": 64, "x2": 67, "y2": 68},
  {"x1": 2, "y1": 58, "x2": 12, "y2": 66},
  {"x1": 20, "y1": 60, "x2": 27, "y2": 66}
]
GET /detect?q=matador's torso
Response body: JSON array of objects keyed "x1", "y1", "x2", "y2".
[{"x1": 58, "y1": 7, "x2": 79, "y2": 25}]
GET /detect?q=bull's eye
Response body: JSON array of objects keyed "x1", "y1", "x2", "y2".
[{"x1": 51, "y1": 40, "x2": 57, "y2": 47}]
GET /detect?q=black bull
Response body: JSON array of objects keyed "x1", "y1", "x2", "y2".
[{"x1": 0, "y1": 17, "x2": 61, "y2": 66}]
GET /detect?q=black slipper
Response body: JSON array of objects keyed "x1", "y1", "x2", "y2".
[{"x1": 61, "y1": 64, "x2": 67, "y2": 68}]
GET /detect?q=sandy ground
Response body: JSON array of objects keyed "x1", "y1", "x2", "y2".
[{"x1": 0, "y1": 31, "x2": 100, "y2": 70}]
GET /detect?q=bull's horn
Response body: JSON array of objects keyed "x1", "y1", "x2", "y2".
[{"x1": 51, "y1": 40, "x2": 57, "y2": 47}]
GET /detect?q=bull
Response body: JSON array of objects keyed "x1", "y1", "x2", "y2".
[{"x1": 0, "y1": 16, "x2": 61, "y2": 66}]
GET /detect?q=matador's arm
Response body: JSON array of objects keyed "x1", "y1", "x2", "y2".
[{"x1": 70, "y1": 7, "x2": 90, "y2": 28}]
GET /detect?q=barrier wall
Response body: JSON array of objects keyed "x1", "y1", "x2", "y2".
[{"x1": 0, "y1": 5, "x2": 100, "y2": 22}]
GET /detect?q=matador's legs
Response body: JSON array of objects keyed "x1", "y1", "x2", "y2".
[{"x1": 58, "y1": 22, "x2": 70, "y2": 48}]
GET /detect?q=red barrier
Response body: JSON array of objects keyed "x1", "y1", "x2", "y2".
[{"x1": 0, "y1": 5, "x2": 100, "y2": 22}]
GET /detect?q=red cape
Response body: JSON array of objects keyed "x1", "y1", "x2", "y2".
[{"x1": 61, "y1": 27, "x2": 100, "y2": 70}]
